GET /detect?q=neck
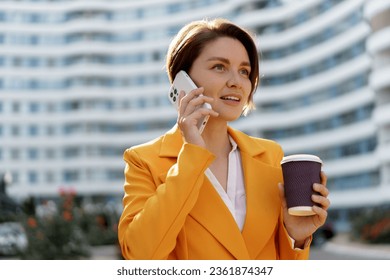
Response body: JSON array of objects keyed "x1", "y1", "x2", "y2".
[{"x1": 202, "y1": 119, "x2": 231, "y2": 157}]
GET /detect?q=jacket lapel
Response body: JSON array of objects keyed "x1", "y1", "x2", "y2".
[
  {"x1": 189, "y1": 178, "x2": 250, "y2": 259},
  {"x1": 240, "y1": 152, "x2": 282, "y2": 258},
  {"x1": 228, "y1": 127, "x2": 283, "y2": 259}
]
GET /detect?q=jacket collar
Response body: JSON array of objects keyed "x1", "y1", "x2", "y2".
[
  {"x1": 159, "y1": 125, "x2": 267, "y2": 158},
  {"x1": 159, "y1": 125, "x2": 183, "y2": 157}
]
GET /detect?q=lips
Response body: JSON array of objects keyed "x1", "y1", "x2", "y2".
[{"x1": 220, "y1": 94, "x2": 241, "y2": 102}]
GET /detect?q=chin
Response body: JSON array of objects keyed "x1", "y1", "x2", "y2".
[
  {"x1": 222, "y1": 114, "x2": 241, "y2": 122},
  {"x1": 213, "y1": 108, "x2": 242, "y2": 122}
]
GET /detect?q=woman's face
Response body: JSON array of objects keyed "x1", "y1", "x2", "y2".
[{"x1": 189, "y1": 36, "x2": 252, "y2": 122}]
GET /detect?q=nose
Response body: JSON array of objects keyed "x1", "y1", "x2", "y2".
[{"x1": 226, "y1": 71, "x2": 242, "y2": 89}]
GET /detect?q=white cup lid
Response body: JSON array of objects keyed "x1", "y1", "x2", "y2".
[{"x1": 280, "y1": 154, "x2": 322, "y2": 165}]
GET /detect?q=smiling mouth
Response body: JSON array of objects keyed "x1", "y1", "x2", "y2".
[{"x1": 221, "y1": 96, "x2": 240, "y2": 101}]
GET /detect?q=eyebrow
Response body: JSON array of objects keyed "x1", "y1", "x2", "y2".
[{"x1": 207, "y1": 56, "x2": 251, "y2": 67}]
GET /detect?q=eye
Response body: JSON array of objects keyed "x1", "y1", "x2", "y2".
[
  {"x1": 213, "y1": 64, "x2": 226, "y2": 71},
  {"x1": 239, "y1": 68, "x2": 250, "y2": 77}
]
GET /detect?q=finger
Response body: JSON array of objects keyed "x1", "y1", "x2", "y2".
[
  {"x1": 179, "y1": 87, "x2": 205, "y2": 114},
  {"x1": 196, "y1": 106, "x2": 219, "y2": 118},
  {"x1": 312, "y1": 194, "x2": 330, "y2": 210},
  {"x1": 312, "y1": 205, "x2": 328, "y2": 227},
  {"x1": 183, "y1": 87, "x2": 205, "y2": 102},
  {"x1": 178, "y1": 106, "x2": 218, "y2": 132},
  {"x1": 313, "y1": 183, "x2": 329, "y2": 197},
  {"x1": 186, "y1": 93, "x2": 213, "y2": 112},
  {"x1": 188, "y1": 96, "x2": 213, "y2": 111},
  {"x1": 182, "y1": 97, "x2": 216, "y2": 121}
]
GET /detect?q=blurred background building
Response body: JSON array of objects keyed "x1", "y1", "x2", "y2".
[{"x1": 0, "y1": 0, "x2": 389, "y2": 232}]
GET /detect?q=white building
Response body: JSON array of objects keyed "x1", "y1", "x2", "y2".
[{"x1": 0, "y1": 0, "x2": 389, "y2": 230}]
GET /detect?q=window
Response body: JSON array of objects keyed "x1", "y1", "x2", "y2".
[
  {"x1": 28, "y1": 148, "x2": 39, "y2": 160},
  {"x1": 46, "y1": 149, "x2": 56, "y2": 159},
  {"x1": 28, "y1": 125, "x2": 39, "y2": 136},
  {"x1": 46, "y1": 125, "x2": 55, "y2": 136},
  {"x1": 12, "y1": 102, "x2": 20, "y2": 113},
  {"x1": 11, "y1": 125, "x2": 20, "y2": 136},
  {"x1": 106, "y1": 169, "x2": 123, "y2": 180},
  {"x1": 63, "y1": 147, "x2": 80, "y2": 158},
  {"x1": 45, "y1": 171, "x2": 55, "y2": 183},
  {"x1": 29, "y1": 102, "x2": 39, "y2": 113},
  {"x1": 11, "y1": 149, "x2": 20, "y2": 160},
  {"x1": 327, "y1": 171, "x2": 380, "y2": 191},
  {"x1": 28, "y1": 171, "x2": 38, "y2": 184},
  {"x1": 63, "y1": 170, "x2": 79, "y2": 182}
]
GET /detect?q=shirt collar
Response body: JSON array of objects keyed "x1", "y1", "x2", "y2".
[{"x1": 228, "y1": 135, "x2": 238, "y2": 152}]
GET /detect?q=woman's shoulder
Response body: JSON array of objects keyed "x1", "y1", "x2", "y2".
[
  {"x1": 124, "y1": 125, "x2": 182, "y2": 158},
  {"x1": 124, "y1": 134, "x2": 164, "y2": 156},
  {"x1": 229, "y1": 127, "x2": 282, "y2": 150},
  {"x1": 251, "y1": 135, "x2": 282, "y2": 148},
  {"x1": 229, "y1": 127, "x2": 284, "y2": 166}
]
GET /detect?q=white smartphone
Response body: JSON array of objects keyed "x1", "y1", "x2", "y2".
[{"x1": 168, "y1": 70, "x2": 211, "y2": 134}]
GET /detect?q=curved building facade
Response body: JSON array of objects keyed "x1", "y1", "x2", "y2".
[{"x1": 0, "y1": 0, "x2": 389, "y2": 230}]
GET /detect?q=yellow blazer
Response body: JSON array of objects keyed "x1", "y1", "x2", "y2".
[{"x1": 118, "y1": 125, "x2": 310, "y2": 260}]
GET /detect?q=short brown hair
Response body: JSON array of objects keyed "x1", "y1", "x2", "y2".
[{"x1": 166, "y1": 18, "x2": 259, "y2": 115}]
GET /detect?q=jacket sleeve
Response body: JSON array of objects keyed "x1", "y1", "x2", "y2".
[
  {"x1": 118, "y1": 143, "x2": 215, "y2": 260},
  {"x1": 277, "y1": 215, "x2": 311, "y2": 259}
]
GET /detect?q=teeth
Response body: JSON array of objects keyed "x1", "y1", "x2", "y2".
[{"x1": 222, "y1": 96, "x2": 240, "y2": 101}]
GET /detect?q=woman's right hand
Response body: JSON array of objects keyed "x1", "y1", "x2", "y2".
[{"x1": 177, "y1": 87, "x2": 218, "y2": 148}]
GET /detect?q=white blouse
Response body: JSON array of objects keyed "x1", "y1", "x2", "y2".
[{"x1": 205, "y1": 136, "x2": 246, "y2": 231}]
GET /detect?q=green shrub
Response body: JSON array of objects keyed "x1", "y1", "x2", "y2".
[
  {"x1": 19, "y1": 190, "x2": 90, "y2": 259},
  {"x1": 351, "y1": 206, "x2": 390, "y2": 244},
  {"x1": 17, "y1": 190, "x2": 120, "y2": 259}
]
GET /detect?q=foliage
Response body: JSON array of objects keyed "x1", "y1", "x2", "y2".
[
  {"x1": 17, "y1": 189, "x2": 120, "y2": 259},
  {"x1": 351, "y1": 206, "x2": 390, "y2": 244},
  {"x1": 19, "y1": 190, "x2": 89, "y2": 259},
  {"x1": 79, "y1": 211, "x2": 119, "y2": 246}
]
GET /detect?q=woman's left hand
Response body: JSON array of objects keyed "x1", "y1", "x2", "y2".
[{"x1": 278, "y1": 171, "x2": 330, "y2": 248}]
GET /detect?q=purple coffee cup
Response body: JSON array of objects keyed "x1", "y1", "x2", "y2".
[{"x1": 280, "y1": 154, "x2": 323, "y2": 216}]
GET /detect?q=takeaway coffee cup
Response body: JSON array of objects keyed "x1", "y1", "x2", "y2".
[{"x1": 280, "y1": 154, "x2": 323, "y2": 216}]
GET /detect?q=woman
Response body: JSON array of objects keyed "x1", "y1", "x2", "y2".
[{"x1": 118, "y1": 18, "x2": 330, "y2": 260}]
